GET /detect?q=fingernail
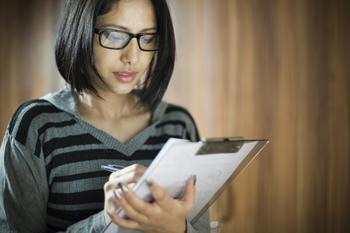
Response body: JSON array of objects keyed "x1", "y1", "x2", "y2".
[
  {"x1": 113, "y1": 189, "x2": 121, "y2": 199},
  {"x1": 118, "y1": 182, "x2": 127, "y2": 193},
  {"x1": 193, "y1": 175, "x2": 197, "y2": 186},
  {"x1": 146, "y1": 180, "x2": 153, "y2": 187}
]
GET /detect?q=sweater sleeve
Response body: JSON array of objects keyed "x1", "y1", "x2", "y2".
[
  {"x1": 0, "y1": 130, "x2": 107, "y2": 233},
  {"x1": 186, "y1": 209, "x2": 210, "y2": 233},
  {"x1": 0, "y1": 130, "x2": 48, "y2": 232},
  {"x1": 180, "y1": 108, "x2": 210, "y2": 233}
]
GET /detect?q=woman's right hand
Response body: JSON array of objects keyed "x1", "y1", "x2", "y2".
[{"x1": 103, "y1": 164, "x2": 147, "y2": 224}]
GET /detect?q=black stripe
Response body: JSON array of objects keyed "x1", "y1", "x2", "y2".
[
  {"x1": 34, "y1": 140, "x2": 42, "y2": 158},
  {"x1": 47, "y1": 207, "x2": 102, "y2": 222},
  {"x1": 53, "y1": 171, "x2": 109, "y2": 183},
  {"x1": 43, "y1": 134, "x2": 102, "y2": 158},
  {"x1": 47, "y1": 223, "x2": 66, "y2": 232},
  {"x1": 15, "y1": 105, "x2": 63, "y2": 144},
  {"x1": 145, "y1": 134, "x2": 182, "y2": 145},
  {"x1": 131, "y1": 149, "x2": 161, "y2": 159},
  {"x1": 164, "y1": 105, "x2": 200, "y2": 141},
  {"x1": 165, "y1": 105, "x2": 190, "y2": 115},
  {"x1": 48, "y1": 189, "x2": 104, "y2": 205},
  {"x1": 46, "y1": 148, "x2": 158, "y2": 175},
  {"x1": 8, "y1": 99, "x2": 49, "y2": 134},
  {"x1": 34, "y1": 119, "x2": 77, "y2": 157},
  {"x1": 46, "y1": 165, "x2": 53, "y2": 182},
  {"x1": 185, "y1": 132, "x2": 192, "y2": 140},
  {"x1": 47, "y1": 149, "x2": 128, "y2": 171},
  {"x1": 38, "y1": 119, "x2": 77, "y2": 135},
  {"x1": 155, "y1": 120, "x2": 187, "y2": 129}
]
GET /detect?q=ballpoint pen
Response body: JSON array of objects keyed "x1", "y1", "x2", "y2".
[{"x1": 101, "y1": 164, "x2": 125, "y2": 173}]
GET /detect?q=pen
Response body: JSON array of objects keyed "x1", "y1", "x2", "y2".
[{"x1": 101, "y1": 164, "x2": 125, "y2": 173}]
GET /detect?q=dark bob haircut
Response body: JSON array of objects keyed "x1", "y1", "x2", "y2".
[{"x1": 55, "y1": 0, "x2": 176, "y2": 110}]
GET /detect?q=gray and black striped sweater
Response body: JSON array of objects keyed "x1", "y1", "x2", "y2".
[{"x1": 0, "y1": 86, "x2": 209, "y2": 233}]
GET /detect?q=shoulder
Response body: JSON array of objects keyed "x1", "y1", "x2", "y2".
[
  {"x1": 7, "y1": 99, "x2": 69, "y2": 145},
  {"x1": 163, "y1": 103, "x2": 195, "y2": 120},
  {"x1": 155, "y1": 102, "x2": 200, "y2": 141}
]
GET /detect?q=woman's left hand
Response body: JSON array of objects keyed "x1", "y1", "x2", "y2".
[{"x1": 107, "y1": 176, "x2": 196, "y2": 233}]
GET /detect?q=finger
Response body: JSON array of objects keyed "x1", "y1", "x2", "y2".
[
  {"x1": 120, "y1": 183, "x2": 154, "y2": 216},
  {"x1": 116, "y1": 191, "x2": 149, "y2": 224},
  {"x1": 108, "y1": 211, "x2": 140, "y2": 230},
  {"x1": 104, "y1": 180, "x2": 130, "y2": 195},
  {"x1": 128, "y1": 183, "x2": 136, "y2": 189},
  {"x1": 109, "y1": 164, "x2": 146, "y2": 184},
  {"x1": 180, "y1": 175, "x2": 196, "y2": 212},
  {"x1": 110, "y1": 164, "x2": 147, "y2": 179},
  {"x1": 104, "y1": 181, "x2": 118, "y2": 192},
  {"x1": 147, "y1": 180, "x2": 174, "y2": 210},
  {"x1": 105, "y1": 189, "x2": 122, "y2": 223},
  {"x1": 106, "y1": 187, "x2": 123, "y2": 205},
  {"x1": 110, "y1": 172, "x2": 142, "y2": 185},
  {"x1": 104, "y1": 181, "x2": 136, "y2": 205}
]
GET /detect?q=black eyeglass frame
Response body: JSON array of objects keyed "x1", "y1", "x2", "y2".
[{"x1": 94, "y1": 28, "x2": 159, "y2": 52}]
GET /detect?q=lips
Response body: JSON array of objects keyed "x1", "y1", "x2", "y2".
[{"x1": 113, "y1": 71, "x2": 138, "y2": 83}]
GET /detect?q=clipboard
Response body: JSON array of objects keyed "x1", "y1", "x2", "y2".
[{"x1": 103, "y1": 137, "x2": 269, "y2": 233}]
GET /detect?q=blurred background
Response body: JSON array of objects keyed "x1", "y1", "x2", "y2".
[{"x1": 0, "y1": 0, "x2": 349, "y2": 232}]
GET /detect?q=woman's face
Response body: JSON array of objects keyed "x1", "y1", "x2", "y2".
[{"x1": 93, "y1": 0, "x2": 156, "y2": 95}]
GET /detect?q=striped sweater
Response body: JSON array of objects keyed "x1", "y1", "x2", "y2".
[{"x1": 0, "y1": 86, "x2": 210, "y2": 233}]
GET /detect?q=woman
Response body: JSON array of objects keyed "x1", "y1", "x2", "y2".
[{"x1": 0, "y1": 0, "x2": 210, "y2": 232}]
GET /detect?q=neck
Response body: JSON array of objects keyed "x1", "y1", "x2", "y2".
[{"x1": 76, "y1": 90, "x2": 142, "y2": 120}]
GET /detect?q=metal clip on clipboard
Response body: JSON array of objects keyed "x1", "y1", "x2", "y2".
[{"x1": 196, "y1": 137, "x2": 244, "y2": 155}]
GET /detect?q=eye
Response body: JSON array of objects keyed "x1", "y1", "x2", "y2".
[
  {"x1": 140, "y1": 34, "x2": 157, "y2": 44},
  {"x1": 106, "y1": 31, "x2": 127, "y2": 43}
]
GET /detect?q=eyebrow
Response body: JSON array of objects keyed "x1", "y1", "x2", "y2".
[{"x1": 98, "y1": 24, "x2": 157, "y2": 33}]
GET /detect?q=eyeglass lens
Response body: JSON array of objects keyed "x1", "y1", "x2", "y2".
[{"x1": 100, "y1": 30, "x2": 159, "y2": 50}]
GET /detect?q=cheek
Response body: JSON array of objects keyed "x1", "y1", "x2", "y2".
[
  {"x1": 93, "y1": 45, "x2": 115, "y2": 74},
  {"x1": 140, "y1": 52, "x2": 155, "y2": 71},
  {"x1": 93, "y1": 40, "x2": 104, "y2": 71}
]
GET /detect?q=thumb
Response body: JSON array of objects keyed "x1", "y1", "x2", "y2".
[{"x1": 180, "y1": 175, "x2": 196, "y2": 211}]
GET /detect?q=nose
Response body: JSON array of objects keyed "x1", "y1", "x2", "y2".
[{"x1": 121, "y1": 38, "x2": 140, "y2": 65}]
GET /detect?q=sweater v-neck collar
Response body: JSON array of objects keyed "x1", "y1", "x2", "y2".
[{"x1": 42, "y1": 85, "x2": 167, "y2": 156}]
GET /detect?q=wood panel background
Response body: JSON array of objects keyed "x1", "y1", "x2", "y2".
[{"x1": 0, "y1": 0, "x2": 349, "y2": 233}]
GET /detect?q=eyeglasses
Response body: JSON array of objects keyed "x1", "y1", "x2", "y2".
[{"x1": 94, "y1": 28, "x2": 159, "y2": 51}]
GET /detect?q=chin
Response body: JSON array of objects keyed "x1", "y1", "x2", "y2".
[{"x1": 112, "y1": 86, "x2": 135, "y2": 95}]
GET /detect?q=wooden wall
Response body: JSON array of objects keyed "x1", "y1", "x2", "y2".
[
  {"x1": 1, "y1": 0, "x2": 349, "y2": 233},
  {"x1": 0, "y1": 0, "x2": 64, "y2": 132},
  {"x1": 167, "y1": 0, "x2": 350, "y2": 232}
]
